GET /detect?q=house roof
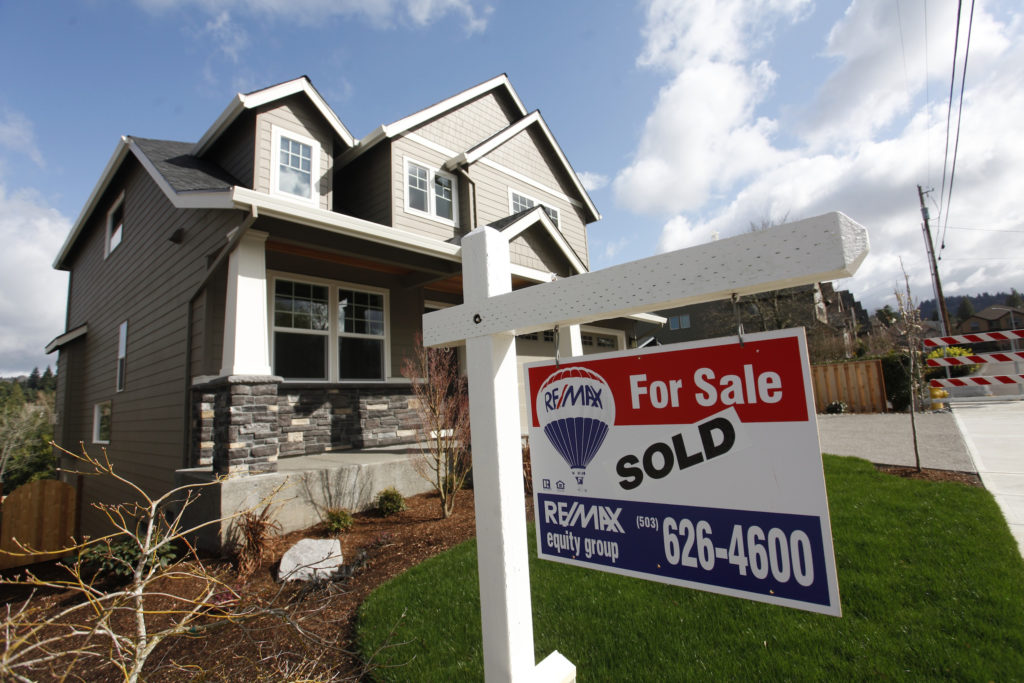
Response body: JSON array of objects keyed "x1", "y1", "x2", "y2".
[
  {"x1": 338, "y1": 75, "x2": 599, "y2": 222},
  {"x1": 132, "y1": 137, "x2": 238, "y2": 192},
  {"x1": 346, "y1": 74, "x2": 528, "y2": 160},
  {"x1": 969, "y1": 305, "x2": 1024, "y2": 321},
  {"x1": 443, "y1": 110, "x2": 600, "y2": 223},
  {"x1": 488, "y1": 206, "x2": 587, "y2": 275},
  {"x1": 193, "y1": 76, "x2": 356, "y2": 155}
]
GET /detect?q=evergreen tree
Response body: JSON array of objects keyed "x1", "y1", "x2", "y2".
[
  {"x1": 875, "y1": 305, "x2": 897, "y2": 326},
  {"x1": 26, "y1": 367, "x2": 40, "y2": 391},
  {"x1": 1007, "y1": 288, "x2": 1024, "y2": 309},
  {"x1": 40, "y1": 366, "x2": 56, "y2": 392},
  {"x1": 956, "y1": 297, "x2": 975, "y2": 323}
]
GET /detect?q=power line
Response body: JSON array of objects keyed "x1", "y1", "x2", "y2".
[
  {"x1": 947, "y1": 225, "x2": 1024, "y2": 233},
  {"x1": 936, "y1": 0, "x2": 963, "y2": 247},
  {"x1": 939, "y1": 0, "x2": 976, "y2": 256}
]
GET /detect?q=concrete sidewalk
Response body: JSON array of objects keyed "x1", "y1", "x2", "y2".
[{"x1": 950, "y1": 401, "x2": 1024, "y2": 557}]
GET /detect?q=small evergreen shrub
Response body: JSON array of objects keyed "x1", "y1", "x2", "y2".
[
  {"x1": 324, "y1": 507, "x2": 354, "y2": 534},
  {"x1": 375, "y1": 487, "x2": 406, "y2": 517}
]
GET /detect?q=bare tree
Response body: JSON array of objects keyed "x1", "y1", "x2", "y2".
[
  {"x1": 401, "y1": 334, "x2": 471, "y2": 518},
  {"x1": 893, "y1": 260, "x2": 925, "y2": 471}
]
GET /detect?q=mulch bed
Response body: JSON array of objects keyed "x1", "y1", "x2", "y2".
[{"x1": 874, "y1": 464, "x2": 983, "y2": 487}]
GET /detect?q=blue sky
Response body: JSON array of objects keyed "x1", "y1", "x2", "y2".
[{"x1": 1, "y1": 0, "x2": 1022, "y2": 375}]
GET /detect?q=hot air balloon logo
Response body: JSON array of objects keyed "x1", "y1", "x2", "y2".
[{"x1": 536, "y1": 366, "x2": 615, "y2": 488}]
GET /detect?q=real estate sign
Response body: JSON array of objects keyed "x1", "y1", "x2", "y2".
[{"x1": 526, "y1": 328, "x2": 841, "y2": 616}]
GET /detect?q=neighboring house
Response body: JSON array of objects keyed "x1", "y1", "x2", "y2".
[
  {"x1": 959, "y1": 305, "x2": 1024, "y2": 334},
  {"x1": 46, "y1": 75, "x2": 648, "y2": 533},
  {"x1": 639, "y1": 282, "x2": 870, "y2": 361}
]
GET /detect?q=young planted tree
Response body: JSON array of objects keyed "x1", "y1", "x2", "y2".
[
  {"x1": 893, "y1": 262, "x2": 925, "y2": 471},
  {"x1": 401, "y1": 334, "x2": 471, "y2": 518}
]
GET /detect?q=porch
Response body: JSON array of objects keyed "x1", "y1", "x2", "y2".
[{"x1": 175, "y1": 442, "x2": 435, "y2": 552}]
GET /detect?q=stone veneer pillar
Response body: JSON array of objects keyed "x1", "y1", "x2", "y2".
[{"x1": 192, "y1": 375, "x2": 283, "y2": 477}]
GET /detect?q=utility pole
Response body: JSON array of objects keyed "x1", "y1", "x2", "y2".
[{"x1": 918, "y1": 185, "x2": 952, "y2": 335}]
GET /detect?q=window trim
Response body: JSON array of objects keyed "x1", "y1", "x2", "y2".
[
  {"x1": 105, "y1": 192, "x2": 125, "y2": 258},
  {"x1": 403, "y1": 157, "x2": 459, "y2": 228},
  {"x1": 269, "y1": 271, "x2": 390, "y2": 383},
  {"x1": 116, "y1": 321, "x2": 127, "y2": 392},
  {"x1": 508, "y1": 188, "x2": 559, "y2": 228},
  {"x1": 93, "y1": 401, "x2": 112, "y2": 444},
  {"x1": 271, "y1": 125, "x2": 321, "y2": 205}
]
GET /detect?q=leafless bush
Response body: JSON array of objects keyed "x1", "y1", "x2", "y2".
[
  {"x1": 234, "y1": 503, "x2": 281, "y2": 579},
  {"x1": 401, "y1": 334, "x2": 471, "y2": 518}
]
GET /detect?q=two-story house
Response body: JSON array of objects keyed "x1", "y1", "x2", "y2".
[{"x1": 47, "y1": 75, "x2": 649, "y2": 535}]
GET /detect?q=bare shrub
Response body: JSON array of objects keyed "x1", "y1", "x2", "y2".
[{"x1": 401, "y1": 333, "x2": 471, "y2": 518}]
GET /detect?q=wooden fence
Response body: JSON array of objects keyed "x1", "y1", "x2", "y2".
[
  {"x1": 811, "y1": 359, "x2": 887, "y2": 413},
  {"x1": 0, "y1": 479, "x2": 78, "y2": 570}
]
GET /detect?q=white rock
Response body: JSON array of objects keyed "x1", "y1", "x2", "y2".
[{"x1": 278, "y1": 538, "x2": 344, "y2": 582}]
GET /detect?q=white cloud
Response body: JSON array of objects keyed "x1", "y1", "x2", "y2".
[
  {"x1": 136, "y1": 0, "x2": 491, "y2": 34},
  {"x1": 0, "y1": 109, "x2": 45, "y2": 168},
  {"x1": 201, "y1": 10, "x2": 248, "y2": 63},
  {"x1": 619, "y1": 0, "x2": 1024, "y2": 312},
  {"x1": 0, "y1": 185, "x2": 69, "y2": 376},
  {"x1": 577, "y1": 171, "x2": 609, "y2": 192}
]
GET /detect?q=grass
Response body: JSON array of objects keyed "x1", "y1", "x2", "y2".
[{"x1": 357, "y1": 456, "x2": 1024, "y2": 680}]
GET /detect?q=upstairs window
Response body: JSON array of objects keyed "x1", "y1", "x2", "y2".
[
  {"x1": 404, "y1": 158, "x2": 458, "y2": 227},
  {"x1": 116, "y1": 321, "x2": 127, "y2": 392},
  {"x1": 272, "y1": 126, "x2": 320, "y2": 203},
  {"x1": 105, "y1": 193, "x2": 124, "y2": 257},
  {"x1": 509, "y1": 189, "x2": 559, "y2": 228}
]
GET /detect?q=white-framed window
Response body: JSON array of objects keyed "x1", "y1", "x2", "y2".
[
  {"x1": 272, "y1": 126, "x2": 320, "y2": 203},
  {"x1": 509, "y1": 189, "x2": 559, "y2": 228},
  {"x1": 271, "y1": 273, "x2": 388, "y2": 382},
  {"x1": 105, "y1": 193, "x2": 124, "y2": 258},
  {"x1": 93, "y1": 401, "x2": 112, "y2": 444},
  {"x1": 668, "y1": 314, "x2": 691, "y2": 331},
  {"x1": 404, "y1": 158, "x2": 459, "y2": 227},
  {"x1": 116, "y1": 321, "x2": 127, "y2": 392}
]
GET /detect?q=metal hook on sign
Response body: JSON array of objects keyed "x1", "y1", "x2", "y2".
[
  {"x1": 731, "y1": 293, "x2": 745, "y2": 348},
  {"x1": 554, "y1": 324, "x2": 561, "y2": 368}
]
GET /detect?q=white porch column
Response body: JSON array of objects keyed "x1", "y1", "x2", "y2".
[
  {"x1": 462, "y1": 227, "x2": 538, "y2": 682},
  {"x1": 557, "y1": 324, "x2": 583, "y2": 358},
  {"x1": 220, "y1": 229, "x2": 272, "y2": 377}
]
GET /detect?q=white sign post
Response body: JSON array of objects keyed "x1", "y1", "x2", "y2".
[{"x1": 423, "y1": 212, "x2": 868, "y2": 682}]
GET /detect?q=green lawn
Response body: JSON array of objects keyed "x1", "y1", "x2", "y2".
[{"x1": 357, "y1": 456, "x2": 1024, "y2": 680}]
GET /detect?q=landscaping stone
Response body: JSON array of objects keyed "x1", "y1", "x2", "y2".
[{"x1": 278, "y1": 538, "x2": 344, "y2": 582}]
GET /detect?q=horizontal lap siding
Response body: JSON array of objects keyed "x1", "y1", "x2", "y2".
[
  {"x1": 484, "y1": 127, "x2": 589, "y2": 269},
  {"x1": 207, "y1": 111, "x2": 255, "y2": 186},
  {"x1": 61, "y1": 158, "x2": 244, "y2": 505},
  {"x1": 335, "y1": 144, "x2": 391, "y2": 224},
  {"x1": 255, "y1": 98, "x2": 333, "y2": 211},
  {"x1": 413, "y1": 92, "x2": 516, "y2": 154}
]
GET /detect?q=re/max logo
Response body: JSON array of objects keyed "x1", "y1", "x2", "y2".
[
  {"x1": 543, "y1": 383, "x2": 604, "y2": 412},
  {"x1": 542, "y1": 500, "x2": 624, "y2": 533}
]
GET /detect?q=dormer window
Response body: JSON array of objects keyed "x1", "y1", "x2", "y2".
[
  {"x1": 404, "y1": 158, "x2": 458, "y2": 227},
  {"x1": 272, "y1": 126, "x2": 320, "y2": 203}
]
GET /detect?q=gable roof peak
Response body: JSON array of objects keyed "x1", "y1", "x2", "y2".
[{"x1": 193, "y1": 75, "x2": 355, "y2": 156}]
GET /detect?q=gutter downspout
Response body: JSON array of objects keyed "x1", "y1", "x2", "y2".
[
  {"x1": 452, "y1": 166, "x2": 477, "y2": 234},
  {"x1": 181, "y1": 208, "x2": 258, "y2": 468}
]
